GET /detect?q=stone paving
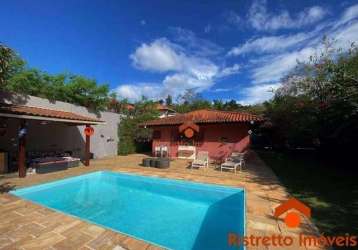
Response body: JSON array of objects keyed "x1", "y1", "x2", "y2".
[{"x1": 0, "y1": 152, "x2": 325, "y2": 250}]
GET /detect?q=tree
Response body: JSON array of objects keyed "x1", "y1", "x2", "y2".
[
  {"x1": 212, "y1": 99, "x2": 224, "y2": 110},
  {"x1": 178, "y1": 88, "x2": 200, "y2": 104},
  {"x1": 0, "y1": 43, "x2": 22, "y2": 86},
  {"x1": 190, "y1": 99, "x2": 212, "y2": 110},
  {"x1": 1, "y1": 44, "x2": 111, "y2": 111},
  {"x1": 118, "y1": 100, "x2": 159, "y2": 155},
  {"x1": 165, "y1": 95, "x2": 173, "y2": 106},
  {"x1": 173, "y1": 88, "x2": 212, "y2": 113},
  {"x1": 64, "y1": 75, "x2": 110, "y2": 110},
  {"x1": 263, "y1": 38, "x2": 358, "y2": 151},
  {"x1": 223, "y1": 99, "x2": 240, "y2": 111}
]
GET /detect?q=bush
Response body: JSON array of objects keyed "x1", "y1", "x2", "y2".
[{"x1": 117, "y1": 100, "x2": 159, "y2": 155}]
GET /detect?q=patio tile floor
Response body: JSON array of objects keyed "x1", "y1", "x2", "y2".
[{"x1": 0, "y1": 151, "x2": 325, "y2": 250}]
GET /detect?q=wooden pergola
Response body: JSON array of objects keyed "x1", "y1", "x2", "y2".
[{"x1": 0, "y1": 103, "x2": 104, "y2": 177}]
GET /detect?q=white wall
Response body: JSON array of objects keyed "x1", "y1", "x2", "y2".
[{"x1": 0, "y1": 91, "x2": 121, "y2": 159}]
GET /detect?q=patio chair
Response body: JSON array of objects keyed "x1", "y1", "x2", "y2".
[
  {"x1": 154, "y1": 146, "x2": 161, "y2": 157},
  {"x1": 220, "y1": 154, "x2": 245, "y2": 173},
  {"x1": 161, "y1": 146, "x2": 168, "y2": 158},
  {"x1": 191, "y1": 151, "x2": 209, "y2": 169}
]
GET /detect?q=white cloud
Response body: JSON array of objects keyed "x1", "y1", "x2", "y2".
[
  {"x1": 228, "y1": 33, "x2": 312, "y2": 56},
  {"x1": 170, "y1": 27, "x2": 223, "y2": 57},
  {"x1": 235, "y1": 5, "x2": 358, "y2": 104},
  {"x1": 113, "y1": 83, "x2": 164, "y2": 101},
  {"x1": 238, "y1": 83, "x2": 281, "y2": 105},
  {"x1": 252, "y1": 47, "x2": 315, "y2": 84},
  {"x1": 120, "y1": 4, "x2": 358, "y2": 104},
  {"x1": 225, "y1": 10, "x2": 241, "y2": 26},
  {"x1": 212, "y1": 88, "x2": 232, "y2": 92},
  {"x1": 116, "y1": 61, "x2": 240, "y2": 102},
  {"x1": 248, "y1": 0, "x2": 327, "y2": 31},
  {"x1": 217, "y1": 64, "x2": 241, "y2": 77},
  {"x1": 140, "y1": 20, "x2": 146, "y2": 25},
  {"x1": 163, "y1": 73, "x2": 214, "y2": 92},
  {"x1": 130, "y1": 38, "x2": 183, "y2": 72},
  {"x1": 247, "y1": 19, "x2": 358, "y2": 85},
  {"x1": 335, "y1": 4, "x2": 358, "y2": 27},
  {"x1": 121, "y1": 34, "x2": 240, "y2": 101},
  {"x1": 335, "y1": 21, "x2": 358, "y2": 48}
]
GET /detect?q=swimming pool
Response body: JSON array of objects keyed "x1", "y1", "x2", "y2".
[{"x1": 11, "y1": 171, "x2": 245, "y2": 250}]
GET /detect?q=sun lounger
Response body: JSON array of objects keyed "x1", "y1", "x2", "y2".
[
  {"x1": 220, "y1": 153, "x2": 245, "y2": 173},
  {"x1": 191, "y1": 151, "x2": 209, "y2": 169}
]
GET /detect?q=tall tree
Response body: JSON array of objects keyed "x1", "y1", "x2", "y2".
[
  {"x1": 178, "y1": 88, "x2": 200, "y2": 104},
  {"x1": 223, "y1": 99, "x2": 240, "y2": 111},
  {"x1": 118, "y1": 100, "x2": 159, "y2": 155},
  {"x1": 213, "y1": 99, "x2": 224, "y2": 110},
  {"x1": 0, "y1": 43, "x2": 18, "y2": 86},
  {"x1": 264, "y1": 39, "x2": 358, "y2": 150},
  {"x1": 165, "y1": 94, "x2": 173, "y2": 106}
]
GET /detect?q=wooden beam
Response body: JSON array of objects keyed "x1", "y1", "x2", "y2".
[
  {"x1": 18, "y1": 120, "x2": 26, "y2": 178},
  {"x1": 0, "y1": 113, "x2": 105, "y2": 125},
  {"x1": 84, "y1": 125, "x2": 90, "y2": 166}
]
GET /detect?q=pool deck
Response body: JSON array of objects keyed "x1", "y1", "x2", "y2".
[{"x1": 0, "y1": 151, "x2": 324, "y2": 250}]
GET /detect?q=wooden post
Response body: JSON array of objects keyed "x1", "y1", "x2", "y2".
[
  {"x1": 18, "y1": 120, "x2": 27, "y2": 178},
  {"x1": 85, "y1": 124, "x2": 90, "y2": 166}
]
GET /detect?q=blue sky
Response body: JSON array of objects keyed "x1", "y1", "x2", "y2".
[{"x1": 1, "y1": 0, "x2": 358, "y2": 104}]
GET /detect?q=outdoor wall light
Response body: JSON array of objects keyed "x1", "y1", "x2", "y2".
[{"x1": 18, "y1": 128, "x2": 27, "y2": 138}]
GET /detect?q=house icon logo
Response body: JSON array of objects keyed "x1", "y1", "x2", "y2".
[{"x1": 274, "y1": 198, "x2": 311, "y2": 228}]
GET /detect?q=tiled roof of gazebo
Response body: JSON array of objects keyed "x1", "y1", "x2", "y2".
[
  {"x1": 142, "y1": 109, "x2": 263, "y2": 126},
  {"x1": 0, "y1": 103, "x2": 104, "y2": 124},
  {"x1": 155, "y1": 103, "x2": 176, "y2": 112}
]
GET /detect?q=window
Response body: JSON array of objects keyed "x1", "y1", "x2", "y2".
[
  {"x1": 219, "y1": 136, "x2": 229, "y2": 143},
  {"x1": 152, "y1": 130, "x2": 161, "y2": 139}
]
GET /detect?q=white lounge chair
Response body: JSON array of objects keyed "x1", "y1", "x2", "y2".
[
  {"x1": 161, "y1": 146, "x2": 168, "y2": 158},
  {"x1": 191, "y1": 151, "x2": 209, "y2": 169},
  {"x1": 220, "y1": 153, "x2": 245, "y2": 173},
  {"x1": 154, "y1": 145, "x2": 169, "y2": 158},
  {"x1": 154, "y1": 146, "x2": 161, "y2": 157}
]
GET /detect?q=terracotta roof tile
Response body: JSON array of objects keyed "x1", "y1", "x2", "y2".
[
  {"x1": 155, "y1": 103, "x2": 176, "y2": 112},
  {"x1": 142, "y1": 109, "x2": 263, "y2": 126},
  {"x1": 125, "y1": 104, "x2": 135, "y2": 110},
  {"x1": 0, "y1": 103, "x2": 103, "y2": 124}
]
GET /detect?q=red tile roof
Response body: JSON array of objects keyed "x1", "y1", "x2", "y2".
[
  {"x1": 125, "y1": 104, "x2": 135, "y2": 110},
  {"x1": 0, "y1": 103, "x2": 104, "y2": 124},
  {"x1": 155, "y1": 103, "x2": 176, "y2": 112},
  {"x1": 142, "y1": 109, "x2": 263, "y2": 126}
]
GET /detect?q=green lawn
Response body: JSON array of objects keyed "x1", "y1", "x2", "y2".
[{"x1": 257, "y1": 150, "x2": 358, "y2": 237}]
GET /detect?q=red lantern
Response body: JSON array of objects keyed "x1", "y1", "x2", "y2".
[
  {"x1": 84, "y1": 126, "x2": 94, "y2": 136},
  {"x1": 184, "y1": 128, "x2": 194, "y2": 138}
]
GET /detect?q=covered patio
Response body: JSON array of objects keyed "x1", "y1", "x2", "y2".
[{"x1": 0, "y1": 103, "x2": 104, "y2": 178}]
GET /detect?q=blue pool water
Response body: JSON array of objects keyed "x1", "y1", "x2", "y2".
[{"x1": 11, "y1": 171, "x2": 245, "y2": 250}]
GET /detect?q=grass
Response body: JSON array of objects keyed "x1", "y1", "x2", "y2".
[{"x1": 257, "y1": 150, "x2": 358, "y2": 237}]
